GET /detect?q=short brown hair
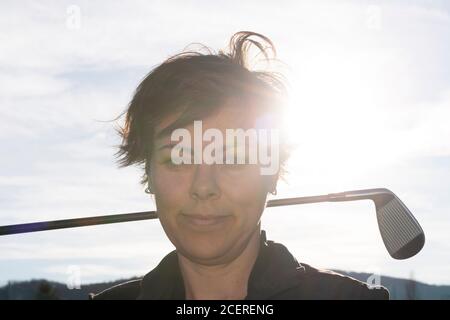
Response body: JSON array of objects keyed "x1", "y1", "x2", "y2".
[{"x1": 115, "y1": 31, "x2": 289, "y2": 186}]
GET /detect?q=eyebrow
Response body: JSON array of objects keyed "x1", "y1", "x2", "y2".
[
  {"x1": 156, "y1": 144, "x2": 173, "y2": 151},
  {"x1": 156, "y1": 143, "x2": 248, "y2": 154},
  {"x1": 153, "y1": 124, "x2": 180, "y2": 150},
  {"x1": 155, "y1": 128, "x2": 172, "y2": 141},
  {"x1": 156, "y1": 143, "x2": 197, "y2": 153},
  {"x1": 156, "y1": 143, "x2": 177, "y2": 151}
]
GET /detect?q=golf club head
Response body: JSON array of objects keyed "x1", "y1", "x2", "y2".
[{"x1": 371, "y1": 189, "x2": 425, "y2": 259}]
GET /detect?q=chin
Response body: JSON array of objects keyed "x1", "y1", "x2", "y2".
[{"x1": 177, "y1": 232, "x2": 236, "y2": 263}]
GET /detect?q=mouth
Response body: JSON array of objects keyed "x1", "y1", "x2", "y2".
[{"x1": 179, "y1": 213, "x2": 232, "y2": 229}]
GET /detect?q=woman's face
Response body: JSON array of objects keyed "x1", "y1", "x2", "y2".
[{"x1": 149, "y1": 102, "x2": 277, "y2": 265}]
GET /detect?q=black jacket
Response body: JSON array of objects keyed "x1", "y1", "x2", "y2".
[{"x1": 90, "y1": 231, "x2": 389, "y2": 300}]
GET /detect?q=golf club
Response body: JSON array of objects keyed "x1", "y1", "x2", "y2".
[
  {"x1": 268, "y1": 188, "x2": 425, "y2": 260},
  {"x1": 0, "y1": 188, "x2": 425, "y2": 259}
]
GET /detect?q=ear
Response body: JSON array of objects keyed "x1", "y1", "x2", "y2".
[{"x1": 265, "y1": 170, "x2": 279, "y2": 195}]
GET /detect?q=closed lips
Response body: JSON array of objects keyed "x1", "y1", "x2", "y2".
[{"x1": 181, "y1": 213, "x2": 231, "y2": 225}]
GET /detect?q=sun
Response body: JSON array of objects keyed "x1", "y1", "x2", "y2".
[{"x1": 281, "y1": 49, "x2": 398, "y2": 190}]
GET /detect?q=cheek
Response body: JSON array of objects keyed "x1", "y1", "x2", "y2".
[
  {"x1": 219, "y1": 167, "x2": 269, "y2": 214},
  {"x1": 151, "y1": 167, "x2": 190, "y2": 211}
]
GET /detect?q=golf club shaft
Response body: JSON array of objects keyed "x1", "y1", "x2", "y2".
[{"x1": 0, "y1": 191, "x2": 366, "y2": 236}]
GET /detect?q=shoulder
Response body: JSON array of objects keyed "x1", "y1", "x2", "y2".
[
  {"x1": 89, "y1": 279, "x2": 142, "y2": 300},
  {"x1": 249, "y1": 235, "x2": 389, "y2": 300},
  {"x1": 89, "y1": 250, "x2": 180, "y2": 300},
  {"x1": 284, "y1": 263, "x2": 389, "y2": 300}
]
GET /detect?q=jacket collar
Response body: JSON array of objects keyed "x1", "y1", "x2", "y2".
[
  {"x1": 138, "y1": 230, "x2": 305, "y2": 300},
  {"x1": 246, "y1": 230, "x2": 306, "y2": 299}
]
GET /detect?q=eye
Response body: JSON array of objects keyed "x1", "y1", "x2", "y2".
[
  {"x1": 161, "y1": 156, "x2": 193, "y2": 171},
  {"x1": 162, "y1": 158, "x2": 174, "y2": 165}
]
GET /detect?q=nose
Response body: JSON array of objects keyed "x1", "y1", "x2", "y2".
[{"x1": 190, "y1": 164, "x2": 221, "y2": 201}]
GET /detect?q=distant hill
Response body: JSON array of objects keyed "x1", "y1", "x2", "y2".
[
  {"x1": 1, "y1": 273, "x2": 449, "y2": 300},
  {"x1": 335, "y1": 270, "x2": 450, "y2": 300},
  {"x1": 0, "y1": 278, "x2": 138, "y2": 300}
]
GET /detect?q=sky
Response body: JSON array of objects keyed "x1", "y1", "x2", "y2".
[{"x1": 0, "y1": 0, "x2": 449, "y2": 287}]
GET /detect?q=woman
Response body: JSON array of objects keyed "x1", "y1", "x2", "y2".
[{"x1": 91, "y1": 31, "x2": 389, "y2": 300}]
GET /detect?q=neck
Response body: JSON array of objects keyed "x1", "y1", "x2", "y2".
[{"x1": 177, "y1": 228, "x2": 261, "y2": 300}]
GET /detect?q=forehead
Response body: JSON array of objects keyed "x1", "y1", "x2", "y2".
[{"x1": 154, "y1": 99, "x2": 264, "y2": 141}]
